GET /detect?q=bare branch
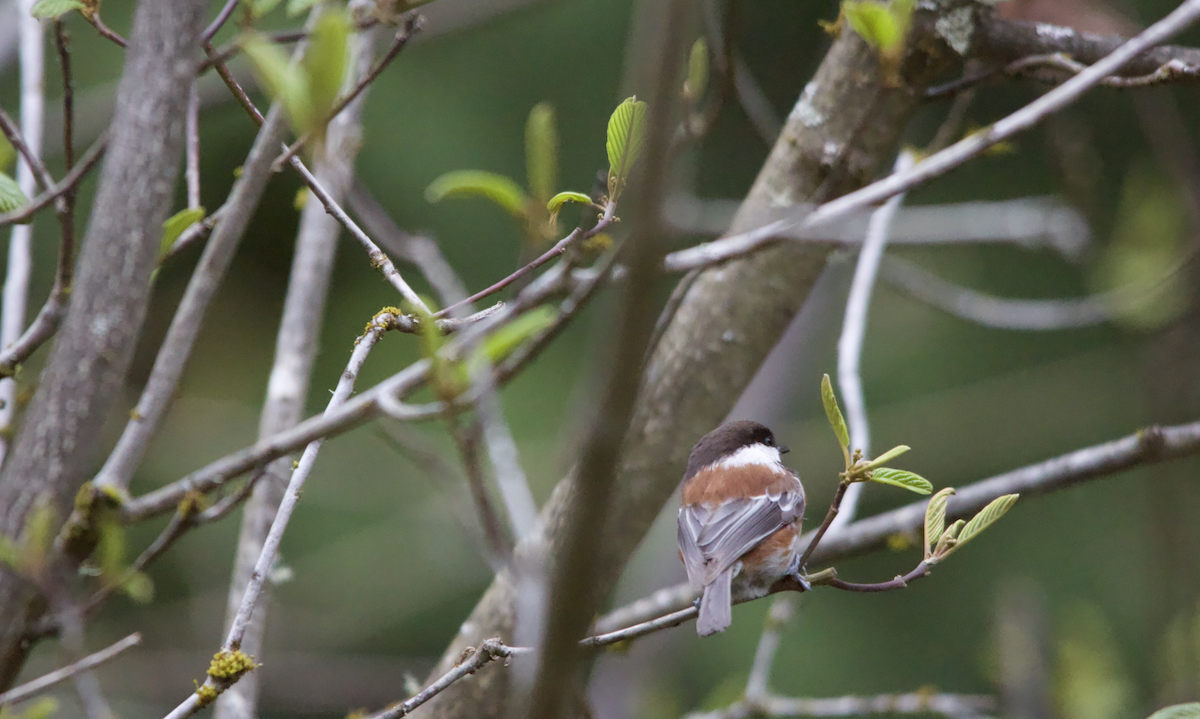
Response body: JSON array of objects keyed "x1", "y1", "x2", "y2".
[
  {"x1": 164, "y1": 314, "x2": 397, "y2": 719},
  {"x1": 366, "y1": 639, "x2": 524, "y2": 719},
  {"x1": 186, "y1": 81, "x2": 201, "y2": 210},
  {"x1": 0, "y1": 633, "x2": 140, "y2": 706},
  {"x1": 879, "y1": 256, "x2": 1111, "y2": 330},
  {"x1": 663, "y1": 196, "x2": 1091, "y2": 264},
  {"x1": 0, "y1": 131, "x2": 107, "y2": 228}
]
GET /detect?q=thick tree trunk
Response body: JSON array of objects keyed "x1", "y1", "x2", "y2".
[
  {"x1": 0, "y1": 0, "x2": 207, "y2": 689},
  {"x1": 422, "y1": 18, "x2": 958, "y2": 719}
]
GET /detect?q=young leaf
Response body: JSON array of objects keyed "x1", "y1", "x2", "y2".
[
  {"x1": 843, "y1": 1, "x2": 901, "y2": 50},
  {"x1": 159, "y1": 207, "x2": 206, "y2": 261},
  {"x1": 1148, "y1": 704, "x2": 1200, "y2": 719},
  {"x1": 547, "y1": 191, "x2": 593, "y2": 214},
  {"x1": 425, "y1": 170, "x2": 529, "y2": 218},
  {"x1": 286, "y1": 0, "x2": 320, "y2": 16},
  {"x1": 683, "y1": 37, "x2": 709, "y2": 101},
  {"x1": 96, "y1": 516, "x2": 127, "y2": 582},
  {"x1": 955, "y1": 493, "x2": 1019, "y2": 548},
  {"x1": 526, "y1": 102, "x2": 558, "y2": 204},
  {"x1": 924, "y1": 487, "x2": 955, "y2": 558},
  {"x1": 867, "y1": 468, "x2": 932, "y2": 495},
  {"x1": 859, "y1": 444, "x2": 910, "y2": 471},
  {"x1": 0, "y1": 133, "x2": 14, "y2": 173},
  {"x1": 304, "y1": 9, "x2": 351, "y2": 140},
  {"x1": 481, "y1": 306, "x2": 555, "y2": 363},
  {"x1": 0, "y1": 533, "x2": 18, "y2": 570},
  {"x1": 820, "y1": 373, "x2": 850, "y2": 449},
  {"x1": 14, "y1": 697, "x2": 59, "y2": 719},
  {"x1": 30, "y1": 0, "x2": 85, "y2": 18},
  {"x1": 606, "y1": 96, "x2": 648, "y2": 200},
  {"x1": 242, "y1": 33, "x2": 312, "y2": 135},
  {"x1": 0, "y1": 171, "x2": 29, "y2": 216}
]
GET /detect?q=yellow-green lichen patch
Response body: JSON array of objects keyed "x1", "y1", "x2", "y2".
[{"x1": 207, "y1": 649, "x2": 259, "y2": 682}]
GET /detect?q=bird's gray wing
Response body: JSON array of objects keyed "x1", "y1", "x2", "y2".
[{"x1": 677, "y1": 488, "x2": 803, "y2": 588}]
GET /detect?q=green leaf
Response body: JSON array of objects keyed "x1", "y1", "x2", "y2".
[
  {"x1": 547, "y1": 192, "x2": 593, "y2": 214},
  {"x1": 481, "y1": 307, "x2": 555, "y2": 363},
  {"x1": 843, "y1": 1, "x2": 901, "y2": 50},
  {"x1": 859, "y1": 444, "x2": 910, "y2": 471},
  {"x1": 242, "y1": 32, "x2": 312, "y2": 136},
  {"x1": 684, "y1": 37, "x2": 709, "y2": 100},
  {"x1": 30, "y1": 0, "x2": 85, "y2": 18},
  {"x1": 245, "y1": 0, "x2": 284, "y2": 17},
  {"x1": 304, "y1": 9, "x2": 351, "y2": 139},
  {"x1": 820, "y1": 373, "x2": 850, "y2": 449},
  {"x1": 867, "y1": 468, "x2": 932, "y2": 495},
  {"x1": 0, "y1": 133, "x2": 14, "y2": 173},
  {"x1": 286, "y1": 0, "x2": 320, "y2": 17},
  {"x1": 924, "y1": 487, "x2": 954, "y2": 557},
  {"x1": 606, "y1": 96, "x2": 648, "y2": 200},
  {"x1": 0, "y1": 171, "x2": 29, "y2": 217},
  {"x1": 1148, "y1": 704, "x2": 1200, "y2": 719},
  {"x1": 955, "y1": 493, "x2": 1018, "y2": 548},
  {"x1": 10, "y1": 697, "x2": 59, "y2": 719},
  {"x1": 159, "y1": 207, "x2": 206, "y2": 261},
  {"x1": 526, "y1": 102, "x2": 558, "y2": 204},
  {"x1": 425, "y1": 170, "x2": 529, "y2": 218},
  {"x1": 0, "y1": 533, "x2": 18, "y2": 570},
  {"x1": 96, "y1": 517, "x2": 126, "y2": 580}
]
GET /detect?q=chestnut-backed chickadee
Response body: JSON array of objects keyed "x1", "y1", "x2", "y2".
[{"x1": 677, "y1": 420, "x2": 806, "y2": 636}]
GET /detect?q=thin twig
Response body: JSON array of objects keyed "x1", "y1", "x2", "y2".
[
  {"x1": 272, "y1": 16, "x2": 423, "y2": 171},
  {"x1": 201, "y1": 0, "x2": 240, "y2": 42},
  {"x1": 0, "y1": 633, "x2": 141, "y2": 706},
  {"x1": 163, "y1": 315, "x2": 396, "y2": 719},
  {"x1": 0, "y1": 131, "x2": 107, "y2": 228},
  {"x1": 832, "y1": 151, "x2": 914, "y2": 531},
  {"x1": 744, "y1": 597, "x2": 793, "y2": 702},
  {"x1": 86, "y1": 13, "x2": 127, "y2": 48},
  {"x1": 686, "y1": 690, "x2": 995, "y2": 719},
  {"x1": 365, "y1": 639, "x2": 524, "y2": 719}
]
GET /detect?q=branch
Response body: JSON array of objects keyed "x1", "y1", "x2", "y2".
[
  {"x1": 879, "y1": 256, "x2": 1111, "y2": 331},
  {"x1": 663, "y1": 195, "x2": 1091, "y2": 268},
  {"x1": 594, "y1": 420, "x2": 1200, "y2": 632},
  {"x1": 0, "y1": 130, "x2": 107, "y2": 228},
  {"x1": 365, "y1": 639, "x2": 523, "y2": 719},
  {"x1": 0, "y1": 633, "x2": 141, "y2": 706},
  {"x1": 163, "y1": 314, "x2": 397, "y2": 719}
]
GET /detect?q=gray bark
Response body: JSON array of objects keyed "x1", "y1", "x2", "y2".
[{"x1": 0, "y1": 0, "x2": 208, "y2": 689}]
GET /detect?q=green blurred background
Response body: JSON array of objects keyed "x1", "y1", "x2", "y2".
[{"x1": 2, "y1": 0, "x2": 1200, "y2": 716}]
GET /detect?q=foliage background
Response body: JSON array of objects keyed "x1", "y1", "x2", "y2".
[{"x1": 1, "y1": 0, "x2": 1198, "y2": 716}]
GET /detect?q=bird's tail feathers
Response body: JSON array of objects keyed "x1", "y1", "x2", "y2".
[{"x1": 697, "y1": 568, "x2": 734, "y2": 636}]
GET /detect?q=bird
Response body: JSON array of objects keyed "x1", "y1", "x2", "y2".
[{"x1": 677, "y1": 420, "x2": 806, "y2": 636}]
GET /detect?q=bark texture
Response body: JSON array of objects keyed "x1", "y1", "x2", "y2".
[
  {"x1": 422, "y1": 18, "x2": 958, "y2": 719},
  {"x1": 0, "y1": 0, "x2": 207, "y2": 689}
]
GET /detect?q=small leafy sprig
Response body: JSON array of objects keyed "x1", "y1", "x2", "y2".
[{"x1": 797, "y1": 374, "x2": 1019, "y2": 590}]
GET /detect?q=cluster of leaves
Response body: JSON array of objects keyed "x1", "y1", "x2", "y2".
[
  {"x1": 841, "y1": 0, "x2": 917, "y2": 84},
  {"x1": 0, "y1": 134, "x2": 29, "y2": 221},
  {"x1": 29, "y1": 0, "x2": 91, "y2": 21},
  {"x1": 426, "y1": 96, "x2": 648, "y2": 249},
  {"x1": 820, "y1": 373, "x2": 1019, "y2": 561}
]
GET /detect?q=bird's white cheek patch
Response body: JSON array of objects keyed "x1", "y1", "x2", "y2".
[{"x1": 715, "y1": 443, "x2": 784, "y2": 471}]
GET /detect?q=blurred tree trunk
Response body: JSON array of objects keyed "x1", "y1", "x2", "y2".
[
  {"x1": 0, "y1": 0, "x2": 207, "y2": 690},
  {"x1": 422, "y1": 12, "x2": 959, "y2": 719}
]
